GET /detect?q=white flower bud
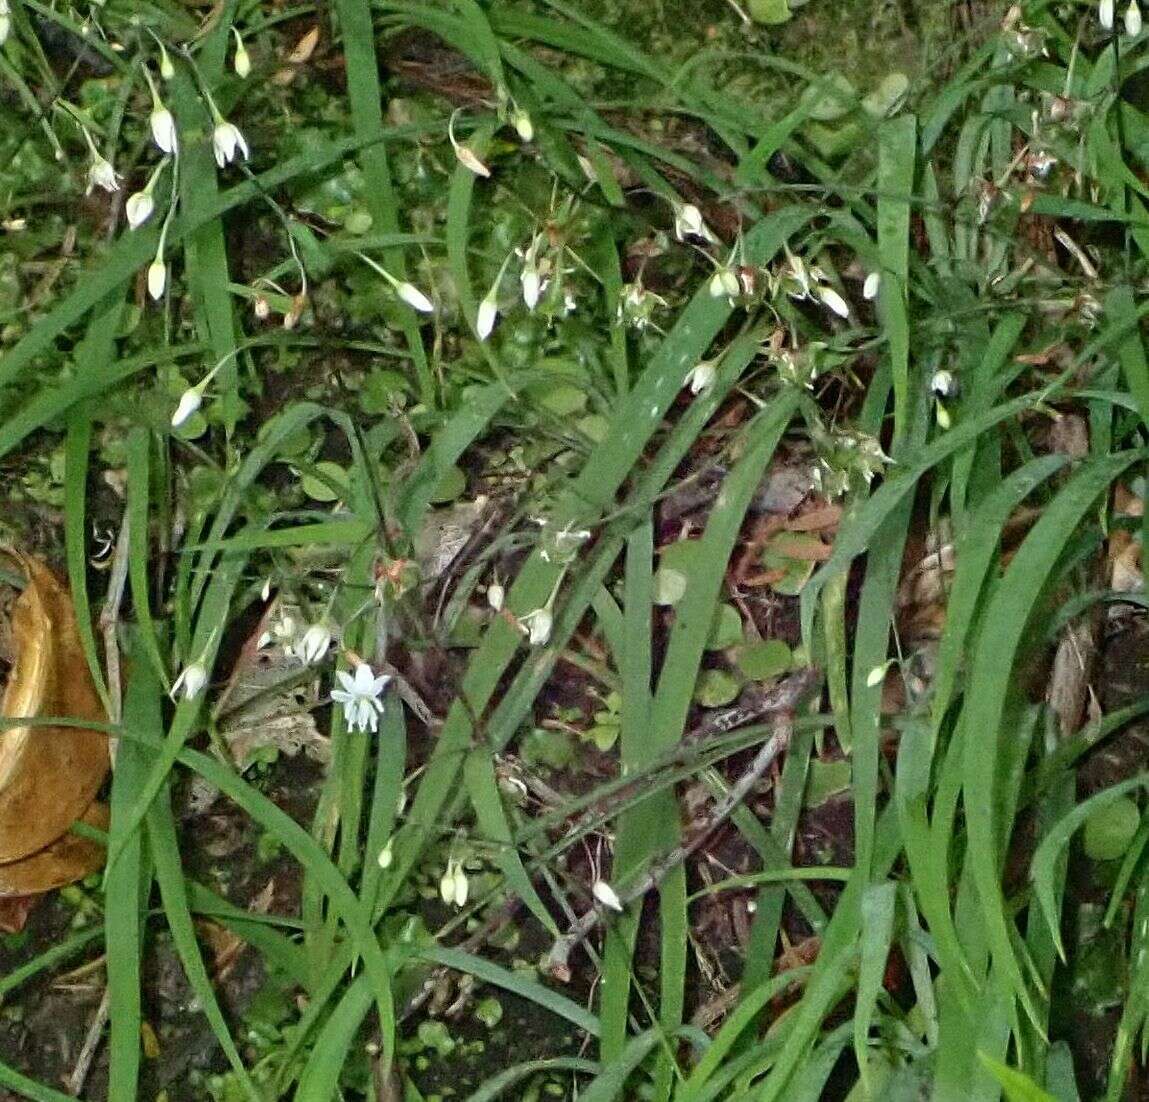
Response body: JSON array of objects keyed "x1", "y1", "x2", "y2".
[
  {"x1": 171, "y1": 387, "x2": 202, "y2": 428},
  {"x1": 1127, "y1": 0, "x2": 1142, "y2": 34},
  {"x1": 147, "y1": 258, "x2": 167, "y2": 300},
  {"x1": 863, "y1": 271, "x2": 880, "y2": 300},
  {"x1": 232, "y1": 29, "x2": 251, "y2": 78},
  {"x1": 521, "y1": 263, "x2": 541, "y2": 310},
  {"x1": 511, "y1": 107, "x2": 533, "y2": 142},
  {"x1": 377, "y1": 839, "x2": 394, "y2": 869},
  {"x1": 593, "y1": 880, "x2": 623, "y2": 912},
  {"x1": 150, "y1": 107, "x2": 177, "y2": 154},
  {"x1": 454, "y1": 143, "x2": 491, "y2": 177},
  {"x1": 817, "y1": 285, "x2": 851, "y2": 319},
  {"x1": 476, "y1": 293, "x2": 498, "y2": 340},
  {"x1": 396, "y1": 281, "x2": 434, "y2": 313},
  {"x1": 487, "y1": 581, "x2": 505, "y2": 612},
  {"x1": 157, "y1": 43, "x2": 175, "y2": 80},
  {"x1": 521, "y1": 607, "x2": 552, "y2": 646},
  {"x1": 1101, "y1": 0, "x2": 1115, "y2": 28},
  {"x1": 125, "y1": 190, "x2": 155, "y2": 230}
]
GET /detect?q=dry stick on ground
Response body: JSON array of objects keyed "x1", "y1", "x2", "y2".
[
  {"x1": 543, "y1": 701, "x2": 804, "y2": 982},
  {"x1": 67, "y1": 987, "x2": 109, "y2": 1096}
]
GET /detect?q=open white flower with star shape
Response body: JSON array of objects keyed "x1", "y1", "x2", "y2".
[{"x1": 331, "y1": 662, "x2": 390, "y2": 732}]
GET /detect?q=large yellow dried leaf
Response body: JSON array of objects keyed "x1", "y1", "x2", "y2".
[{"x1": 0, "y1": 555, "x2": 108, "y2": 881}]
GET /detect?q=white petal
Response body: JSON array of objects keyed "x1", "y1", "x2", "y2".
[
  {"x1": 1127, "y1": 0, "x2": 1142, "y2": 34},
  {"x1": 863, "y1": 271, "x2": 880, "y2": 300},
  {"x1": 1101, "y1": 0, "x2": 1115, "y2": 27},
  {"x1": 487, "y1": 582, "x2": 505, "y2": 611},
  {"x1": 521, "y1": 267, "x2": 541, "y2": 310}
]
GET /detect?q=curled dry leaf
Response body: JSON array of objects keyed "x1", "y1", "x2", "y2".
[{"x1": 0, "y1": 554, "x2": 109, "y2": 897}]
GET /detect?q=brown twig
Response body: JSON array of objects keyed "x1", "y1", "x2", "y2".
[
  {"x1": 544, "y1": 710, "x2": 798, "y2": 981},
  {"x1": 67, "y1": 987, "x2": 109, "y2": 1096}
]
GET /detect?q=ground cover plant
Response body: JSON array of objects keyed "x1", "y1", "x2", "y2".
[{"x1": 5, "y1": 0, "x2": 1149, "y2": 1098}]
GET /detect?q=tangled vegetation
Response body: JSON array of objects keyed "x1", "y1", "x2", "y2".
[{"x1": 4, "y1": 0, "x2": 1149, "y2": 1098}]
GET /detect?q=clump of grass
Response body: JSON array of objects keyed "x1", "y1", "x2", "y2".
[{"x1": 4, "y1": 0, "x2": 1149, "y2": 1098}]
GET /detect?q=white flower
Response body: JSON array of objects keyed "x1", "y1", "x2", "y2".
[
  {"x1": 519, "y1": 607, "x2": 552, "y2": 646},
  {"x1": 487, "y1": 581, "x2": 505, "y2": 611},
  {"x1": 929, "y1": 369, "x2": 959, "y2": 399},
  {"x1": 171, "y1": 386, "x2": 202, "y2": 428},
  {"x1": 150, "y1": 107, "x2": 177, "y2": 154},
  {"x1": 593, "y1": 880, "x2": 623, "y2": 912},
  {"x1": 817, "y1": 285, "x2": 851, "y2": 319},
  {"x1": 86, "y1": 152, "x2": 121, "y2": 195},
  {"x1": 863, "y1": 271, "x2": 880, "y2": 300},
  {"x1": 171, "y1": 662, "x2": 207, "y2": 701},
  {"x1": 674, "y1": 203, "x2": 715, "y2": 243},
  {"x1": 440, "y1": 858, "x2": 469, "y2": 907},
  {"x1": 0, "y1": 0, "x2": 9, "y2": 46},
  {"x1": 1127, "y1": 0, "x2": 1143, "y2": 34},
  {"x1": 330, "y1": 662, "x2": 390, "y2": 733},
  {"x1": 377, "y1": 838, "x2": 394, "y2": 869},
  {"x1": 1101, "y1": 0, "x2": 1115, "y2": 27},
  {"x1": 293, "y1": 622, "x2": 332, "y2": 666},
  {"x1": 521, "y1": 262, "x2": 541, "y2": 310},
  {"x1": 511, "y1": 106, "x2": 533, "y2": 142},
  {"x1": 125, "y1": 190, "x2": 155, "y2": 229},
  {"x1": 684, "y1": 359, "x2": 717, "y2": 394},
  {"x1": 476, "y1": 292, "x2": 498, "y2": 340},
  {"x1": 258, "y1": 611, "x2": 297, "y2": 650},
  {"x1": 709, "y1": 268, "x2": 739, "y2": 299},
  {"x1": 232, "y1": 28, "x2": 251, "y2": 78},
  {"x1": 212, "y1": 120, "x2": 249, "y2": 167},
  {"x1": 396, "y1": 281, "x2": 434, "y2": 313},
  {"x1": 148, "y1": 258, "x2": 167, "y2": 300}
]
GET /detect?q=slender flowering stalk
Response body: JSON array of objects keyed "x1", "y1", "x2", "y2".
[{"x1": 449, "y1": 110, "x2": 491, "y2": 177}]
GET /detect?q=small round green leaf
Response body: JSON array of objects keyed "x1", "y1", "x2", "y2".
[
  {"x1": 706, "y1": 603, "x2": 743, "y2": 651},
  {"x1": 1083, "y1": 797, "x2": 1141, "y2": 861},
  {"x1": 737, "y1": 640, "x2": 792, "y2": 680},
  {"x1": 694, "y1": 669, "x2": 742, "y2": 708},
  {"x1": 301, "y1": 461, "x2": 349, "y2": 502}
]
